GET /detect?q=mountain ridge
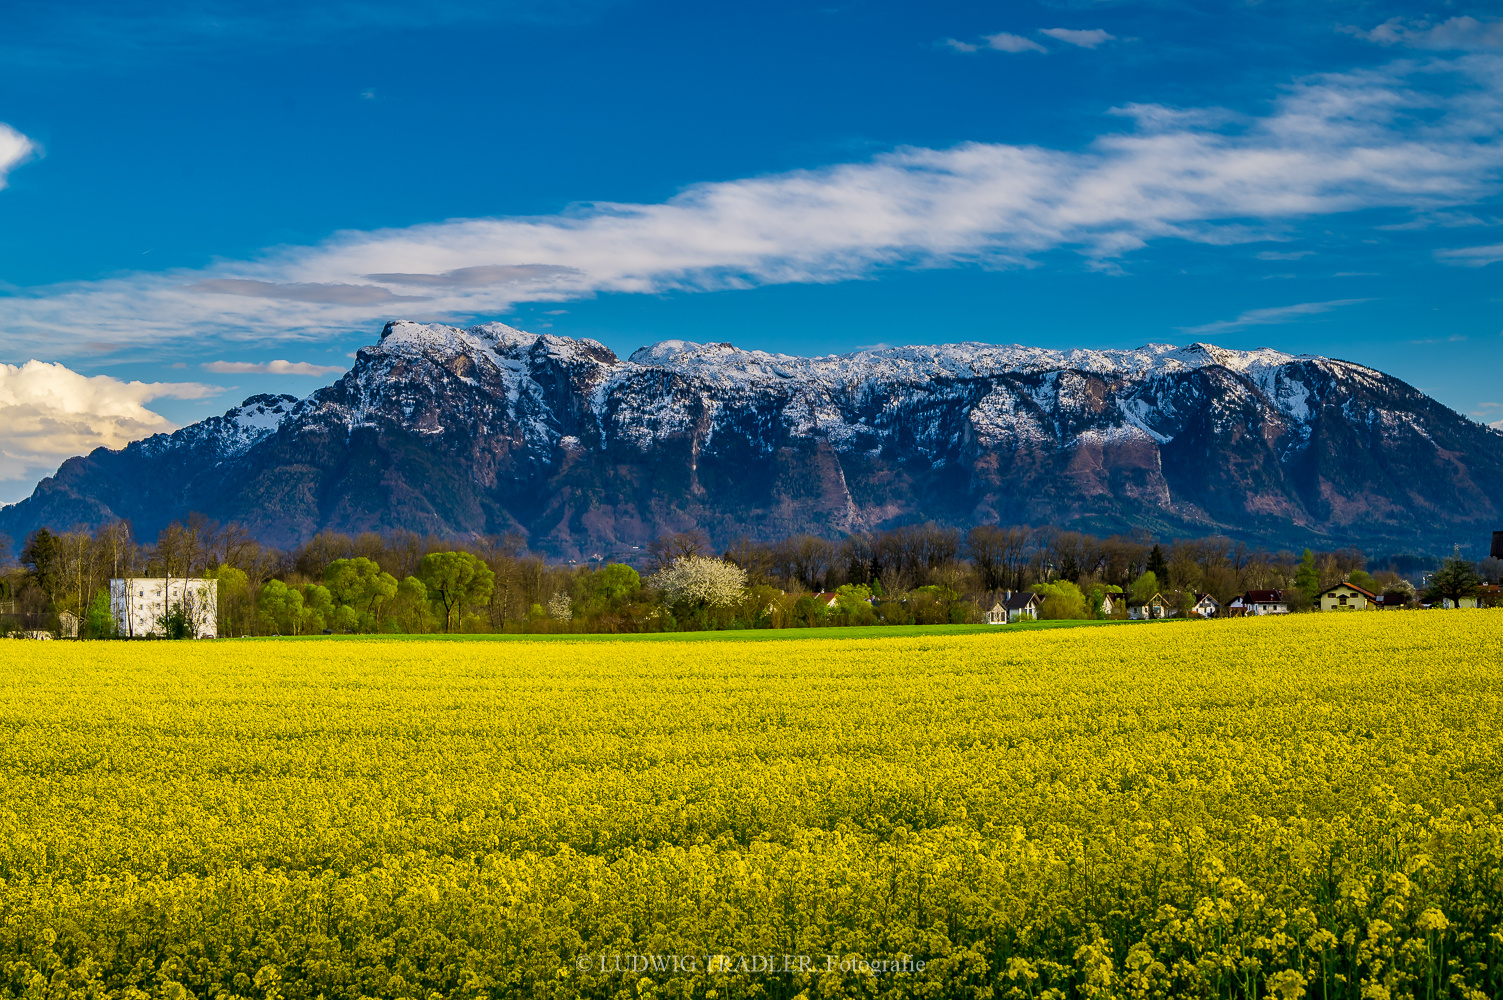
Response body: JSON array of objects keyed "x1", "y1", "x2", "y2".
[{"x1": 3, "y1": 320, "x2": 1499, "y2": 557}]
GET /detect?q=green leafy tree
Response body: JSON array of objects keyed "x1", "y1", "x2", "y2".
[
  {"x1": 737, "y1": 584, "x2": 786, "y2": 628},
  {"x1": 257, "y1": 579, "x2": 304, "y2": 635},
  {"x1": 155, "y1": 600, "x2": 193, "y2": 639},
  {"x1": 301, "y1": 584, "x2": 335, "y2": 633},
  {"x1": 419, "y1": 552, "x2": 496, "y2": 632},
  {"x1": 589, "y1": 564, "x2": 641, "y2": 602},
  {"x1": 208, "y1": 565, "x2": 251, "y2": 637},
  {"x1": 1032, "y1": 580, "x2": 1088, "y2": 620},
  {"x1": 790, "y1": 594, "x2": 829, "y2": 627},
  {"x1": 387, "y1": 575, "x2": 438, "y2": 633},
  {"x1": 1424, "y1": 553, "x2": 1482, "y2": 606},
  {"x1": 1294, "y1": 549, "x2": 1321, "y2": 600},
  {"x1": 82, "y1": 589, "x2": 116, "y2": 639},
  {"x1": 832, "y1": 583, "x2": 876, "y2": 625},
  {"x1": 331, "y1": 604, "x2": 360, "y2": 632},
  {"x1": 1128, "y1": 571, "x2": 1159, "y2": 604},
  {"x1": 325, "y1": 558, "x2": 399, "y2": 629}
]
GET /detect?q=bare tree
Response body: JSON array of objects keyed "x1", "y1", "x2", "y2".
[
  {"x1": 55, "y1": 528, "x2": 98, "y2": 613},
  {"x1": 840, "y1": 534, "x2": 876, "y2": 586},
  {"x1": 647, "y1": 531, "x2": 710, "y2": 573},
  {"x1": 94, "y1": 521, "x2": 138, "y2": 582},
  {"x1": 154, "y1": 522, "x2": 193, "y2": 578},
  {"x1": 725, "y1": 537, "x2": 779, "y2": 587},
  {"x1": 785, "y1": 535, "x2": 837, "y2": 592},
  {"x1": 185, "y1": 512, "x2": 218, "y2": 576},
  {"x1": 215, "y1": 521, "x2": 257, "y2": 569}
]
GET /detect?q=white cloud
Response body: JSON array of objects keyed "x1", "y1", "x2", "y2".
[
  {"x1": 943, "y1": 38, "x2": 979, "y2": 53},
  {"x1": 0, "y1": 123, "x2": 36, "y2": 190},
  {"x1": 1435, "y1": 242, "x2": 1503, "y2": 266},
  {"x1": 984, "y1": 32, "x2": 1047, "y2": 53},
  {"x1": 202, "y1": 359, "x2": 348, "y2": 375},
  {"x1": 0, "y1": 56, "x2": 1501, "y2": 354},
  {"x1": 0, "y1": 361, "x2": 218, "y2": 497},
  {"x1": 1038, "y1": 28, "x2": 1115, "y2": 49},
  {"x1": 1255, "y1": 250, "x2": 1315, "y2": 260},
  {"x1": 1181, "y1": 299, "x2": 1373, "y2": 335},
  {"x1": 1342, "y1": 16, "x2": 1503, "y2": 51}
]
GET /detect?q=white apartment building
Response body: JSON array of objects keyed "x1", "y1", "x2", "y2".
[{"x1": 109, "y1": 578, "x2": 218, "y2": 638}]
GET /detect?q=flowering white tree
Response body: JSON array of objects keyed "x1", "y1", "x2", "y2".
[
  {"x1": 546, "y1": 592, "x2": 573, "y2": 622},
  {"x1": 649, "y1": 556, "x2": 747, "y2": 608}
]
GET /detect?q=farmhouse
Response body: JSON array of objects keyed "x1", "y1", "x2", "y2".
[
  {"x1": 985, "y1": 591, "x2": 1058, "y2": 623},
  {"x1": 1128, "y1": 593, "x2": 1171, "y2": 620},
  {"x1": 109, "y1": 577, "x2": 219, "y2": 638},
  {"x1": 1318, "y1": 581, "x2": 1376, "y2": 611},
  {"x1": 1189, "y1": 593, "x2": 1220, "y2": 618},
  {"x1": 1229, "y1": 589, "x2": 1288, "y2": 616},
  {"x1": 998, "y1": 591, "x2": 1041, "y2": 622}
]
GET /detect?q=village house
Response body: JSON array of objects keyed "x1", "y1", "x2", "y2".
[
  {"x1": 997, "y1": 589, "x2": 1046, "y2": 619},
  {"x1": 1190, "y1": 593, "x2": 1220, "y2": 618},
  {"x1": 109, "y1": 577, "x2": 219, "y2": 638},
  {"x1": 1099, "y1": 591, "x2": 1118, "y2": 617},
  {"x1": 1318, "y1": 581, "x2": 1376, "y2": 611},
  {"x1": 1228, "y1": 589, "x2": 1288, "y2": 616},
  {"x1": 1128, "y1": 592, "x2": 1171, "y2": 620}
]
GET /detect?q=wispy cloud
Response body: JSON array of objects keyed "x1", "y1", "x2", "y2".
[
  {"x1": 943, "y1": 38, "x2": 979, "y2": 53},
  {"x1": 0, "y1": 123, "x2": 36, "y2": 190},
  {"x1": 983, "y1": 32, "x2": 1046, "y2": 54},
  {"x1": 1435, "y1": 243, "x2": 1503, "y2": 267},
  {"x1": 1255, "y1": 250, "x2": 1314, "y2": 260},
  {"x1": 202, "y1": 359, "x2": 348, "y2": 375},
  {"x1": 1038, "y1": 28, "x2": 1115, "y2": 49},
  {"x1": 189, "y1": 278, "x2": 427, "y2": 305},
  {"x1": 1, "y1": 57, "x2": 1501, "y2": 354},
  {"x1": 1182, "y1": 299, "x2": 1373, "y2": 335},
  {"x1": 1341, "y1": 16, "x2": 1503, "y2": 51},
  {"x1": 0, "y1": 361, "x2": 218, "y2": 500}
]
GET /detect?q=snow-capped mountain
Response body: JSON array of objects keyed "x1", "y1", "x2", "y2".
[{"x1": 4, "y1": 320, "x2": 1499, "y2": 555}]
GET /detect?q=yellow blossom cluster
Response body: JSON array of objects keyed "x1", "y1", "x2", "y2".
[{"x1": 0, "y1": 612, "x2": 1500, "y2": 998}]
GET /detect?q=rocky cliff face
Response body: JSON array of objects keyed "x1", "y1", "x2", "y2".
[{"x1": 3, "y1": 320, "x2": 1499, "y2": 556}]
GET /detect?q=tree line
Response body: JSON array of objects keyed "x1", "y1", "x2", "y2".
[{"x1": 0, "y1": 517, "x2": 1494, "y2": 637}]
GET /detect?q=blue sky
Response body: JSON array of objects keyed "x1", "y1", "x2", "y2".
[{"x1": 1, "y1": 1, "x2": 1502, "y2": 500}]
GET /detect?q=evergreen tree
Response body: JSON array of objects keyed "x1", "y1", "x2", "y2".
[
  {"x1": 20, "y1": 528, "x2": 61, "y2": 603},
  {"x1": 1146, "y1": 544, "x2": 1169, "y2": 587},
  {"x1": 1294, "y1": 549, "x2": 1320, "y2": 599},
  {"x1": 1424, "y1": 552, "x2": 1482, "y2": 605}
]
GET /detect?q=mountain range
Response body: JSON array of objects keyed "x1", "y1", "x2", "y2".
[{"x1": 3, "y1": 320, "x2": 1500, "y2": 558}]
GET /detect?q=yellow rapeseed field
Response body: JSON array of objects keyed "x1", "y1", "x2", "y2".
[{"x1": 1, "y1": 613, "x2": 1500, "y2": 999}]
